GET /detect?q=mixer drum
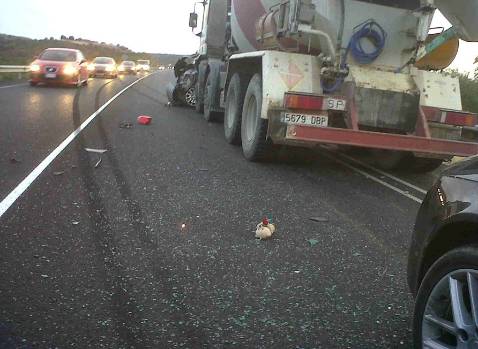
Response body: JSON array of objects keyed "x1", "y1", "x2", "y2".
[
  {"x1": 415, "y1": 33, "x2": 459, "y2": 71},
  {"x1": 255, "y1": 10, "x2": 320, "y2": 53}
]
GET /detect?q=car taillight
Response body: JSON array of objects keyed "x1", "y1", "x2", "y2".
[{"x1": 284, "y1": 93, "x2": 347, "y2": 111}]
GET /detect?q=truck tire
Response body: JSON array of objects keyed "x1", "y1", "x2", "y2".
[
  {"x1": 195, "y1": 80, "x2": 204, "y2": 114},
  {"x1": 373, "y1": 150, "x2": 443, "y2": 173},
  {"x1": 203, "y1": 74, "x2": 222, "y2": 122},
  {"x1": 241, "y1": 74, "x2": 271, "y2": 161},
  {"x1": 372, "y1": 150, "x2": 409, "y2": 171},
  {"x1": 413, "y1": 246, "x2": 478, "y2": 349},
  {"x1": 224, "y1": 73, "x2": 246, "y2": 145},
  {"x1": 410, "y1": 157, "x2": 443, "y2": 173}
]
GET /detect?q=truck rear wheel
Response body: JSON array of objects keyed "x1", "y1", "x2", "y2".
[
  {"x1": 224, "y1": 73, "x2": 246, "y2": 145},
  {"x1": 373, "y1": 150, "x2": 443, "y2": 173},
  {"x1": 410, "y1": 157, "x2": 443, "y2": 173},
  {"x1": 241, "y1": 74, "x2": 271, "y2": 161},
  {"x1": 373, "y1": 150, "x2": 409, "y2": 171}
]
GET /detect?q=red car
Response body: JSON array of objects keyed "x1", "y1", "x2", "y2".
[{"x1": 29, "y1": 48, "x2": 89, "y2": 87}]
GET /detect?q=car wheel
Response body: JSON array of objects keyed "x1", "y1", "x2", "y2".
[
  {"x1": 29, "y1": 81, "x2": 38, "y2": 87},
  {"x1": 224, "y1": 73, "x2": 247, "y2": 145},
  {"x1": 241, "y1": 73, "x2": 272, "y2": 161},
  {"x1": 184, "y1": 87, "x2": 196, "y2": 108},
  {"x1": 83, "y1": 78, "x2": 88, "y2": 86},
  {"x1": 413, "y1": 246, "x2": 478, "y2": 349}
]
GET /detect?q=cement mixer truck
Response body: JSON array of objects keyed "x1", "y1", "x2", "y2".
[{"x1": 185, "y1": 0, "x2": 478, "y2": 171}]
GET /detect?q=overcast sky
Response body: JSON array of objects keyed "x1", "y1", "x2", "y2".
[{"x1": 0, "y1": 1, "x2": 476, "y2": 73}]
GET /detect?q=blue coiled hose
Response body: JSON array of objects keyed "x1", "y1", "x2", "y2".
[{"x1": 322, "y1": 20, "x2": 387, "y2": 93}]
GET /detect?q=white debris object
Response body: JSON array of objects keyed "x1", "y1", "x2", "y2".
[
  {"x1": 85, "y1": 148, "x2": 108, "y2": 154},
  {"x1": 255, "y1": 217, "x2": 276, "y2": 240}
]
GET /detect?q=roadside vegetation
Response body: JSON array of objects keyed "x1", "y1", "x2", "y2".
[
  {"x1": 447, "y1": 69, "x2": 478, "y2": 113},
  {"x1": 0, "y1": 33, "x2": 181, "y2": 68}
]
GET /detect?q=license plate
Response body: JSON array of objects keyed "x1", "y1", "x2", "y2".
[
  {"x1": 282, "y1": 112, "x2": 328, "y2": 128},
  {"x1": 325, "y1": 97, "x2": 346, "y2": 111},
  {"x1": 45, "y1": 73, "x2": 56, "y2": 79}
]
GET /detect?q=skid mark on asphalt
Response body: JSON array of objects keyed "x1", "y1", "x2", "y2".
[
  {"x1": 0, "y1": 75, "x2": 150, "y2": 218},
  {"x1": 79, "y1": 79, "x2": 208, "y2": 345},
  {"x1": 72, "y1": 85, "x2": 148, "y2": 348}
]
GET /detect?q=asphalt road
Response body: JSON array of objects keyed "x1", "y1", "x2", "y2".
[{"x1": 0, "y1": 71, "x2": 441, "y2": 348}]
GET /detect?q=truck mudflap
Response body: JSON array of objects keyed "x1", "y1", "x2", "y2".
[{"x1": 268, "y1": 92, "x2": 478, "y2": 159}]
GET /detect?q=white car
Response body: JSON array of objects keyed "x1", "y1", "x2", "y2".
[{"x1": 136, "y1": 60, "x2": 150, "y2": 73}]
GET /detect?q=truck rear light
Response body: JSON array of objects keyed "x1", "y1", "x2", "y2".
[
  {"x1": 284, "y1": 93, "x2": 346, "y2": 112},
  {"x1": 445, "y1": 111, "x2": 477, "y2": 127},
  {"x1": 422, "y1": 106, "x2": 478, "y2": 127}
]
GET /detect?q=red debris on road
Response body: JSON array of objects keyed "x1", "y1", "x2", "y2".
[{"x1": 137, "y1": 115, "x2": 152, "y2": 125}]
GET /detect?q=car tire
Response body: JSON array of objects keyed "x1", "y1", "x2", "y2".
[
  {"x1": 241, "y1": 73, "x2": 272, "y2": 161},
  {"x1": 29, "y1": 81, "x2": 38, "y2": 87},
  {"x1": 413, "y1": 246, "x2": 478, "y2": 349},
  {"x1": 203, "y1": 74, "x2": 222, "y2": 122},
  {"x1": 224, "y1": 73, "x2": 247, "y2": 145}
]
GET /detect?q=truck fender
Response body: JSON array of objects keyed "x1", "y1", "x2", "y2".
[{"x1": 224, "y1": 54, "x2": 263, "y2": 105}]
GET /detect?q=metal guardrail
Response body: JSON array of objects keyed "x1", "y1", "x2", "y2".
[{"x1": 0, "y1": 65, "x2": 30, "y2": 73}]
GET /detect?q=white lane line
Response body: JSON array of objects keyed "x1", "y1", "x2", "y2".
[
  {"x1": 0, "y1": 74, "x2": 153, "y2": 218},
  {"x1": 321, "y1": 152, "x2": 423, "y2": 204},
  {"x1": 337, "y1": 152, "x2": 428, "y2": 195},
  {"x1": 0, "y1": 83, "x2": 28, "y2": 89}
]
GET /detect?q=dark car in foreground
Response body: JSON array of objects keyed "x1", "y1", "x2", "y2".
[
  {"x1": 408, "y1": 156, "x2": 478, "y2": 348},
  {"x1": 29, "y1": 48, "x2": 89, "y2": 87},
  {"x1": 118, "y1": 61, "x2": 136, "y2": 75}
]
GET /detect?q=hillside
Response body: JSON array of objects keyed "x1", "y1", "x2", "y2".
[{"x1": 0, "y1": 33, "x2": 182, "y2": 66}]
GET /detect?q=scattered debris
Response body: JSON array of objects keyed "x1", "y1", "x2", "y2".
[
  {"x1": 137, "y1": 115, "x2": 152, "y2": 125},
  {"x1": 72, "y1": 221, "x2": 80, "y2": 225},
  {"x1": 165, "y1": 102, "x2": 172, "y2": 108},
  {"x1": 255, "y1": 217, "x2": 276, "y2": 240},
  {"x1": 94, "y1": 157, "x2": 102, "y2": 169},
  {"x1": 40, "y1": 274, "x2": 49, "y2": 279},
  {"x1": 53, "y1": 171, "x2": 65, "y2": 176},
  {"x1": 119, "y1": 121, "x2": 133, "y2": 129},
  {"x1": 85, "y1": 148, "x2": 108, "y2": 154},
  {"x1": 307, "y1": 238, "x2": 319, "y2": 247},
  {"x1": 71, "y1": 165, "x2": 78, "y2": 169},
  {"x1": 9, "y1": 158, "x2": 21, "y2": 164},
  {"x1": 309, "y1": 217, "x2": 329, "y2": 223},
  {"x1": 199, "y1": 168, "x2": 209, "y2": 172}
]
